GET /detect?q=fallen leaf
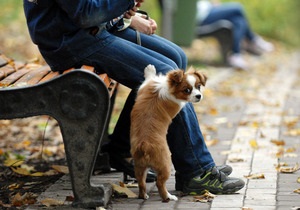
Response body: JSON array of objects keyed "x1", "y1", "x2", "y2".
[
  {"x1": 293, "y1": 189, "x2": 300, "y2": 194},
  {"x1": 285, "y1": 128, "x2": 300, "y2": 136},
  {"x1": 11, "y1": 192, "x2": 37, "y2": 207},
  {"x1": 249, "y1": 139, "x2": 259, "y2": 149},
  {"x1": 286, "y1": 147, "x2": 296, "y2": 153},
  {"x1": 270, "y1": 139, "x2": 285, "y2": 146},
  {"x1": 242, "y1": 207, "x2": 253, "y2": 210},
  {"x1": 11, "y1": 167, "x2": 31, "y2": 176},
  {"x1": 52, "y1": 165, "x2": 69, "y2": 174},
  {"x1": 276, "y1": 147, "x2": 285, "y2": 158},
  {"x1": 8, "y1": 183, "x2": 21, "y2": 190},
  {"x1": 244, "y1": 173, "x2": 265, "y2": 179},
  {"x1": 205, "y1": 139, "x2": 219, "y2": 147},
  {"x1": 209, "y1": 107, "x2": 218, "y2": 116},
  {"x1": 228, "y1": 158, "x2": 245, "y2": 163},
  {"x1": 251, "y1": 121, "x2": 260, "y2": 128},
  {"x1": 193, "y1": 190, "x2": 216, "y2": 203},
  {"x1": 4, "y1": 159, "x2": 24, "y2": 167},
  {"x1": 111, "y1": 183, "x2": 137, "y2": 198},
  {"x1": 119, "y1": 181, "x2": 138, "y2": 188},
  {"x1": 297, "y1": 177, "x2": 300, "y2": 183},
  {"x1": 278, "y1": 163, "x2": 300, "y2": 173},
  {"x1": 274, "y1": 162, "x2": 288, "y2": 170},
  {"x1": 30, "y1": 172, "x2": 45, "y2": 177},
  {"x1": 283, "y1": 116, "x2": 299, "y2": 128},
  {"x1": 284, "y1": 153, "x2": 298, "y2": 158}
]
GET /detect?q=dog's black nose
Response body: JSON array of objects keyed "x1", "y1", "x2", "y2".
[{"x1": 196, "y1": 94, "x2": 202, "y2": 100}]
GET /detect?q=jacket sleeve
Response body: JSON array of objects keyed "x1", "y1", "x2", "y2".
[{"x1": 56, "y1": 0, "x2": 135, "y2": 28}]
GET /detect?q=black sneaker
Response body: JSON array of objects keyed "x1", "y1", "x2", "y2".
[
  {"x1": 182, "y1": 167, "x2": 245, "y2": 195},
  {"x1": 175, "y1": 165, "x2": 233, "y2": 191}
]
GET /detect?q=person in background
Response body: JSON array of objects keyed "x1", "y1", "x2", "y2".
[{"x1": 196, "y1": 0, "x2": 274, "y2": 70}]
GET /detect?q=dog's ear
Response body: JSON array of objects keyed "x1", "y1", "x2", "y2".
[
  {"x1": 169, "y1": 69, "x2": 184, "y2": 84},
  {"x1": 186, "y1": 66, "x2": 196, "y2": 74},
  {"x1": 195, "y1": 71, "x2": 207, "y2": 86},
  {"x1": 187, "y1": 66, "x2": 207, "y2": 86}
]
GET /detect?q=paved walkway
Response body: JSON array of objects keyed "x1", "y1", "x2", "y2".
[{"x1": 27, "y1": 50, "x2": 300, "y2": 210}]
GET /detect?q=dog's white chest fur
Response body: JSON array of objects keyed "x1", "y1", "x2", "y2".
[{"x1": 140, "y1": 65, "x2": 186, "y2": 109}]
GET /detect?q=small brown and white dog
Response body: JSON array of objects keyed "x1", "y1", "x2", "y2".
[{"x1": 130, "y1": 64, "x2": 207, "y2": 202}]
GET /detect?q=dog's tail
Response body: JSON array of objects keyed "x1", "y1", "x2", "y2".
[{"x1": 132, "y1": 141, "x2": 153, "y2": 162}]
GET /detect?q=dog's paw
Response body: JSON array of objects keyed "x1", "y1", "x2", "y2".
[
  {"x1": 167, "y1": 192, "x2": 178, "y2": 201},
  {"x1": 144, "y1": 64, "x2": 156, "y2": 79},
  {"x1": 139, "y1": 194, "x2": 149, "y2": 200}
]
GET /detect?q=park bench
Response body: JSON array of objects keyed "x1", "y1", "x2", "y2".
[
  {"x1": 195, "y1": 20, "x2": 233, "y2": 64},
  {"x1": 0, "y1": 53, "x2": 118, "y2": 208}
]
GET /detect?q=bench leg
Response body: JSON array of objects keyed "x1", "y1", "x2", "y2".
[{"x1": 0, "y1": 71, "x2": 112, "y2": 208}]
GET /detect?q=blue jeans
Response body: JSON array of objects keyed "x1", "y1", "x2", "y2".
[
  {"x1": 200, "y1": 2, "x2": 255, "y2": 54},
  {"x1": 82, "y1": 28, "x2": 215, "y2": 180}
]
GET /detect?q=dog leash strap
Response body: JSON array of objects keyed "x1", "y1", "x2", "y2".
[{"x1": 136, "y1": 30, "x2": 142, "y2": 46}]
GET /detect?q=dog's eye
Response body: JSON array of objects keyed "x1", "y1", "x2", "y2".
[
  {"x1": 184, "y1": 88, "x2": 191, "y2": 94},
  {"x1": 197, "y1": 84, "x2": 201, "y2": 90}
]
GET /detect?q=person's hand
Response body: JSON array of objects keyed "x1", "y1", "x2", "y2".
[
  {"x1": 124, "y1": 1, "x2": 143, "y2": 19},
  {"x1": 131, "y1": 15, "x2": 157, "y2": 35}
]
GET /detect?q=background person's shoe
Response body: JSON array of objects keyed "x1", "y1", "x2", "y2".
[
  {"x1": 182, "y1": 167, "x2": 245, "y2": 195},
  {"x1": 252, "y1": 36, "x2": 274, "y2": 53},
  {"x1": 228, "y1": 53, "x2": 249, "y2": 70},
  {"x1": 175, "y1": 165, "x2": 233, "y2": 191}
]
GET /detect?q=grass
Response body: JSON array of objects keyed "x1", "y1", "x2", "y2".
[{"x1": 222, "y1": 0, "x2": 300, "y2": 46}]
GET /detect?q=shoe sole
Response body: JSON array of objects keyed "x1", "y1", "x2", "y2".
[{"x1": 182, "y1": 185, "x2": 244, "y2": 195}]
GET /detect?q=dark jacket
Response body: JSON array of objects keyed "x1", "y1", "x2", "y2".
[{"x1": 23, "y1": 0, "x2": 134, "y2": 71}]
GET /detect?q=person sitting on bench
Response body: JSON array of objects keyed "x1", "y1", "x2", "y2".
[
  {"x1": 196, "y1": 0, "x2": 274, "y2": 70},
  {"x1": 23, "y1": 0, "x2": 245, "y2": 195}
]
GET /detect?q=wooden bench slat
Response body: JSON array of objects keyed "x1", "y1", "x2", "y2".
[
  {"x1": 0, "y1": 55, "x2": 117, "y2": 97},
  {"x1": 14, "y1": 66, "x2": 51, "y2": 86},
  {"x1": 38, "y1": 71, "x2": 60, "y2": 83},
  {"x1": 0, "y1": 54, "x2": 12, "y2": 67},
  {"x1": 0, "y1": 65, "x2": 16, "y2": 80},
  {"x1": 0, "y1": 68, "x2": 32, "y2": 87}
]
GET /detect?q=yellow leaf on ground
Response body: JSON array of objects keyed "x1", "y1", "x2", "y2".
[
  {"x1": 4, "y1": 159, "x2": 24, "y2": 167},
  {"x1": 278, "y1": 163, "x2": 300, "y2": 173},
  {"x1": 11, "y1": 167, "x2": 31, "y2": 176},
  {"x1": 193, "y1": 190, "x2": 216, "y2": 203},
  {"x1": 249, "y1": 139, "x2": 259, "y2": 149},
  {"x1": 286, "y1": 147, "x2": 296, "y2": 153},
  {"x1": 242, "y1": 207, "x2": 253, "y2": 210},
  {"x1": 297, "y1": 177, "x2": 300, "y2": 183},
  {"x1": 294, "y1": 188, "x2": 300, "y2": 194},
  {"x1": 275, "y1": 162, "x2": 288, "y2": 170},
  {"x1": 244, "y1": 173, "x2": 265, "y2": 179},
  {"x1": 205, "y1": 139, "x2": 219, "y2": 147},
  {"x1": 30, "y1": 172, "x2": 45, "y2": 177},
  {"x1": 11, "y1": 192, "x2": 37, "y2": 206},
  {"x1": 52, "y1": 165, "x2": 69, "y2": 174},
  {"x1": 229, "y1": 158, "x2": 245, "y2": 163},
  {"x1": 111, "y1": 183, "x2": 137, "y2": 198},
  {"x1": 285, "y1": 128, "x2": 300, "y2": 136},
  {"x1": 209, "y1": 107, "x2": 218, "y2": 116},
  {"x1": 251, "y1": 121, "x2": 260, "y2": 128},
  {"x1": 270, "y1": 139, "x2": 285, "y2": 146}
]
